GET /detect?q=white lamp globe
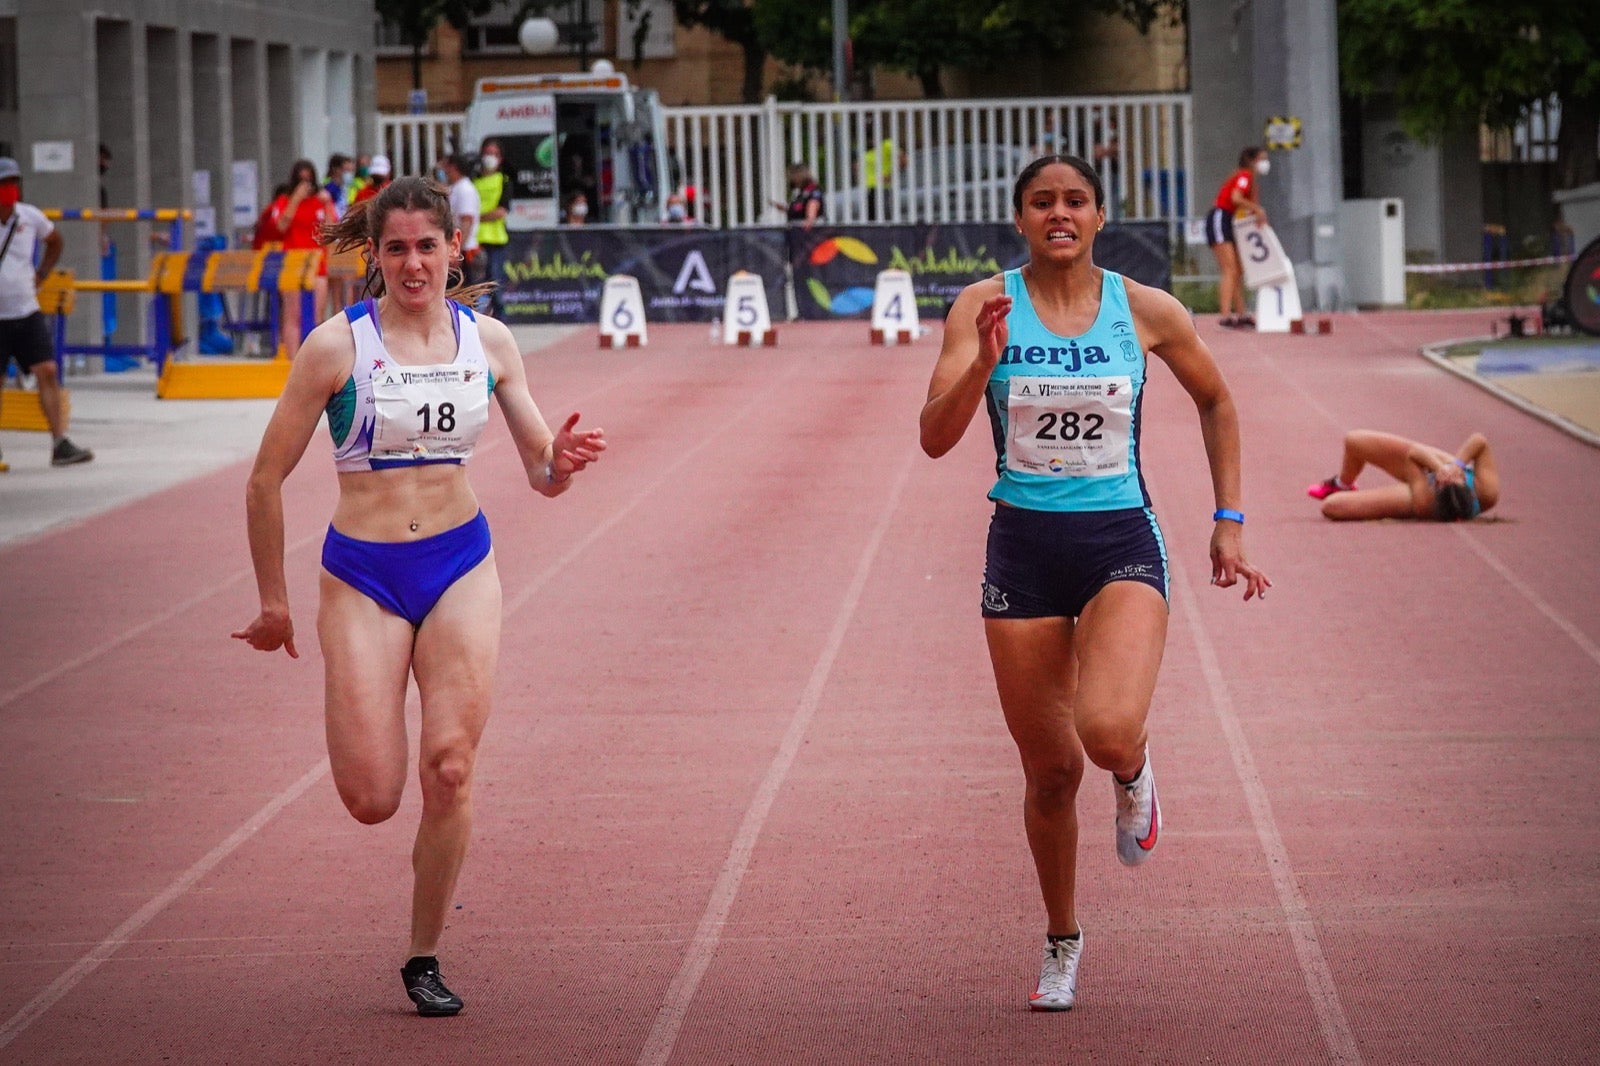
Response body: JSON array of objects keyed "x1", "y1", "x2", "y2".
[
  {"x1": 518, "y1": 17, "x2": 560, "y2": 54},
  {"x1": 591, "y1": 59, "x2": 615, "y2": 75}
]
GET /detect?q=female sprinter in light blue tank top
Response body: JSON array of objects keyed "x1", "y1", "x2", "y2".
[
  {"x1": 920, "y1": 155, "x2": 1270, "y2": 1012},
  {"x1": 233, "y1": 176, "x2": 606, "y2": 1016}
]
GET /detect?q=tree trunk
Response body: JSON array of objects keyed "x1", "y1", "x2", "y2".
[
  {"x1": 412, "y1": 41, "x2": 423, "y2": 93},
  {"x1": 1556, "y1": 94, "x2": 1599, "y2": 191},
  {"x1": 918, "y1": 66, "x2": 943, "y2": 99},
  {"x1": 741, "y1": 38, "x2": 766, "y2": 104}
]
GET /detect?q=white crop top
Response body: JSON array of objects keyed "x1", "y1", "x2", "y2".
[{"x1": 327, "y1": 299, "x2": 496, "y2": 473}]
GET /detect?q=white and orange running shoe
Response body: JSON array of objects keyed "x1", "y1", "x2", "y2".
[
  {"x1": 1030, "y1": 934, "x2": 1083, "y2": 1011},
  {"x1": 1115, "y1": 749, "x2": 1161, "y2": 866}
]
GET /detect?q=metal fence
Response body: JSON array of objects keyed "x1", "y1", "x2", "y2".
[{"x1": 378, "y1": 93, "x2": 1193, "y2": 239}]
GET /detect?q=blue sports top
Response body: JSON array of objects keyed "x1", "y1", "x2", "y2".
[{"x1": 984, "y1": 269, "x2": 1150, "y2": 511}]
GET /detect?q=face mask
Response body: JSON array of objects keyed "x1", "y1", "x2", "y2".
[
  {"x1": 0, "y1": 184, "x2": 18, "y2": 207},
  {"x1": 435, "y1": 168, "x2": 448, "y2": 182},
  {"x1": 481, "y1": 155, "x2": 500, "y2": 172},
  {"x1": 570, "y1": 203, "x2": 588, "y2": 219},
  {"x1": 667, "y1": 203, "x2": 686, "y2": 222},
  {"x1": 1255, "y1": 158, "x2": 1271, "y2": 176}
]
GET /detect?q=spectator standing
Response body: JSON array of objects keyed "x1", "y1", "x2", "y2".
[
  {"x1": 1205, "y1": 147, "x2": 1270, "y2": 329},
  {"x1": 0, "y1": 157, "x2": 93, "y2": 469},
  {"x1": 776, "y1": 164, "x2": 825, "y2": 230},
  {"x1": 439, "y1": 154, "x2": 480, "y2": 269},
  {"x1": 859, "y1": 120, "x2": 906, "y2": 222},
  {"x1": 273, "y1": 159, "x2": 336, "y2": 357},
  {"x1": 472, "y1": 139, "x2": 509, "y2": 317},
  {"x1": 562, "y1": 190, "x2": 589, "y2": 225},
  {"x1": 324, "y1": 153, "x2": 355, "y2": 219},
  {"x1": 354, "y1": 155, "x2": 392, "y2": 206}
]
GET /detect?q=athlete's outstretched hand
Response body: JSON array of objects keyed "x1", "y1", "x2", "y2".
[
  {"x1": 232, "y1": 608, "x2": 299, "y2": 657},
  {"x1": 974, "y1": 295, "x2": 1013, "y2": 371},
  {"x1": 549, "y1": 411, "x2": 607, "y2": 482},
  {"x1": 1209, "y1": 523, "x2": 1271, "y2": 602}
]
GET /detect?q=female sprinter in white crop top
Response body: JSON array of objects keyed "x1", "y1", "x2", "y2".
[{"x1": 234, "y1": 176, "x2": 606, "y2": 1017}]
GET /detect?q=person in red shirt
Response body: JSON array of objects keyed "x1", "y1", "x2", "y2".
[
  {"x1": 272, "y1": 159, "x2": 335, "y2": 357},
  {"x1": 1204, "y1": 147, "x2": 1270, "y2": 329}
]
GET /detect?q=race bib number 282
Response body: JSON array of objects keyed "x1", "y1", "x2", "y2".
[{"x1": 1005, "y1": 375, "x2": 1133, "y2": 478}]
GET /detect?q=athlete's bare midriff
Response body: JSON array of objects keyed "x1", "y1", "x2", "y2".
[{"x1": 332, "y1": 463, "x2": 481, "y2": 542}]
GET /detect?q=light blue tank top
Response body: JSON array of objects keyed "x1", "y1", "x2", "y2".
[{"x1": 984, "y1": 269, "x2": 1150, "y2": 512}]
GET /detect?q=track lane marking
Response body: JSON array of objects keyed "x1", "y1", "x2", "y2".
[
  {"x1": 0, "y1": 347, "x2": 796, "y2": 1046},
  {"x1": 0, "y1": 350, "x2": 663, "y2": 714},
  {"x1": 1170, "y1": 559, "x2": 1363, "y2": 1065},
  {"x1": 637, "y1": 451, "x2": 917, "y2": 1066}
]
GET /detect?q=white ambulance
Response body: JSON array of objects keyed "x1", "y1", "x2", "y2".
[{"x1": 461, "y1": 68, "x2": 672, "y2": 227}]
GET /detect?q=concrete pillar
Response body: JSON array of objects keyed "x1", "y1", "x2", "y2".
[
  {"x1": 266, "y1": 43, "x2": 297, "y2": 189},
  {"x1": 353, "y1": 53, "x2": 377, "y2": 157},
  {"x1": 231, "y1": 37, "x2": 268, "y2": 238},
  {"x1": 328, "y1": 51, "x2": 356, "y2": 158},
  {"x1": 190, "y1": 32, "x2": 231, "y2": 246},
  {"x1": 17, "y1": 5, "x2": 99, "y2": 283},
  {"x1": 298, "y1": 47, "x2": 329, "y2": 175}
]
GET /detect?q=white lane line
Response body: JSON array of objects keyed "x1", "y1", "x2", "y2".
[
  {"x1": 1246, "y1": 334, "x2": 1600, "y2": 673},
  {"x1": 0, "y1": 759, "x2": 330, "y2": 1050},
  {"x1": 637, "y1": 451, "x2": 916, "y2": 1066},
  {"x1": 1451, "y1": 528, "x2": 1600, "y2": 671},
  {"x1": 1170, "y1": 559, "x2": 1364, "y2": 1066},
  {"x1": 0, "y1": 348, "x2": 768, "y2": 1044},
  {"x1": 0, "y1": 354, "x2": 654, "y2": 714}
]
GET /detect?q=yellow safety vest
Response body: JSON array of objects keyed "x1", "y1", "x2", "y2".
[
  {"x1": 862, "y1": 139, "x2": 895, "y2": 189},
  {"x1": 473, "y1": 172, "x2": 508, "y2": 246}
]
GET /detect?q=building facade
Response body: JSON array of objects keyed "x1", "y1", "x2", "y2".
[{"x1": 0, "y1": 0, "x2": 374, "y2": 293}]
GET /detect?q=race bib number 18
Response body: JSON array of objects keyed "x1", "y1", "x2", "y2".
[
  {"x1": 1005, "y1": 375, "x2": 1133, "y2": 478},
  {"x1": 371, "y1": 365, "x2": 490, "y2": 460}
]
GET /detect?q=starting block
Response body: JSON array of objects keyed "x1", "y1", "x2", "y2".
[
  {"x1": 0, "y1": 386, "x2": 68, "y2": 433},
  {"x1": 598, "y1": 274, "x2": 648, "y2": 348},
  {"x1": 722, "y1": 271, "x2": 776, "y2": 347},
  {"x1": 869, "y1": 269, "x2": 919, "y2": 345},
  {"x1": 1289, "y1": 318, "x2": 1334, "y2": 335}
]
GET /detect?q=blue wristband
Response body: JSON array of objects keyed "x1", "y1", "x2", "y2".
[{"x1": 1213, "y1": 508, "x2": 1245, "y2": 524}]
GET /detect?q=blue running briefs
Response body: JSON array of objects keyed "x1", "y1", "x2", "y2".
[{"x1": 321, "y1": 511, "x2": 491, "y2": 627}]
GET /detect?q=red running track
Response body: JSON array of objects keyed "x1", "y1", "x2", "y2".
[{"x1": 1, "y1": 311, "x2": 1597, "y2": 1064}]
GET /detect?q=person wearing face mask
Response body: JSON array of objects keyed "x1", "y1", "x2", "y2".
[
  {"x1": 324, "y1": 153, "x2": 356, "y2": 219},
  {"x1": 0, "y1": 157, "x2": 92, "y2": 469},
  {"x1": 472, "y1": 139, "x2": 509, "y2": 317},
  {"x1": 1204, "y1": 147, "x2": 1271, "y2": 330},
  {"x1": 663, "y1": 191, "x2": 692, "y2": 225},
  {"x1": 563, "y1": 191, "x2": 590, "y2": 225},
  {"x1": 354, "y1": 154, "x2": 392, "y2": 205}
]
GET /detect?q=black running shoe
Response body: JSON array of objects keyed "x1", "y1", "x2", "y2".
[
  {"x1": 51, "y1": 438, "x2": 94, "y2": 466},
  {"x1": 401, "y1": 956, "x2": 464, "y2": 1016}
]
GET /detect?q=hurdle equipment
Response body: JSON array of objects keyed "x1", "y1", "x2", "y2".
[
  {"x1": 152, "y1": 248, "x2": 320, "y2": 399},
  {"x1": 869, "y1": 269, "x2": 918, "y2": 345},
  {"x1": 722, "y1": 271, "x2": 776, "y2": 346},
  {"x1": 598, "y1": 274, "x2": 648, "y2": 348}
]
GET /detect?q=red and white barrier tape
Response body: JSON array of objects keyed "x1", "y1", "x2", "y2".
[{"x1": 1404, "y1": 253, "x2": 1574, "y2": 274}]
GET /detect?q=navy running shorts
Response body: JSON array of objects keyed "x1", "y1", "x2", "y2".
[
  {"x1": 981, "y1": 503, "x2": 1169, "y2": 620},
  {"x1": 0, "y1": 312, "x2": 55, "y2": 372},
  {"x1": 1204, "y1": 206, "x2": 1235, "y2": 247}
]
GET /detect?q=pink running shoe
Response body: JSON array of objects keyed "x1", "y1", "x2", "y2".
[{"x1": 1306, "y1": 477, "x2": 1353, "y2": 500}]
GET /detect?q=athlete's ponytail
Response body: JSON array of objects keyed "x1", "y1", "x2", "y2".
[{"x1": 321, "y1": 176, "x2": 494, "y2": 307}]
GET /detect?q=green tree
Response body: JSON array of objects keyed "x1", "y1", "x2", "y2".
[
  {"x1": 1339, "y1": 0, "x2": 1600, "y2": 189},
  {"x1": 671, "y1": 0, "x2": 768, "y2": 104},
  {"x1": 753, "y1": 0, "x2": 1185, "y2": 100},
  {"x1": 375, "y1": 0, "x2": 497, "y2": 91}
]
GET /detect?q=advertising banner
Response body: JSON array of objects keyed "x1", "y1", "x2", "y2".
[
  {"x1": 496, "y1": 227, "x2": 789, "y2": 324},
  {"x1": 789, "y1": 222, "x2": 1170, "y2": 321}
]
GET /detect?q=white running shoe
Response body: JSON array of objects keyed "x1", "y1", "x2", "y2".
[
  {"x1": 1030, "y1": 934, "x2": 1083, "y2": 1011},
  {"x1": 1114, "y1": 749, "x2": 1161, "y2": 866}
]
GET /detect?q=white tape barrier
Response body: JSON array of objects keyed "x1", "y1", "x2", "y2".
[
  {"x1": 870, "y1": 269, "x2": 919, "y2": 345},
  {"x1": 1233, "y1": 216, "x2": 1293, "y2": 290},
  {"x1": 722, "y1": 271, "x2": 776, "y2": 346},
  {"x1": 1405, "y1": 254, "x2": 1574, "y2": 274},
  {"x1": 1254, "y1": 263, "x2": 1303, "y2": 334},
  {"x1": 599, "y1": 274, "x2": 648, "y2": 348}
]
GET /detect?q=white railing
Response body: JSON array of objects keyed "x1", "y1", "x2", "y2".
[
  {"x1": 378, "y1": 93, "x2": 1193, "y2": 233},
  {"x1": 377, "y1": 112, "x2": 464, "y2": 179}
]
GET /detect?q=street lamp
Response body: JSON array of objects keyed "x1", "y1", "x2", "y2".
[{"x1": 518, "y1": 17, "x2": 560, "y2": 54}]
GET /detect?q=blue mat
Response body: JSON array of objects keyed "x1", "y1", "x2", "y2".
[{"x1": 1477, "y1": 343, "x2": 1600, "y2": 376}]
